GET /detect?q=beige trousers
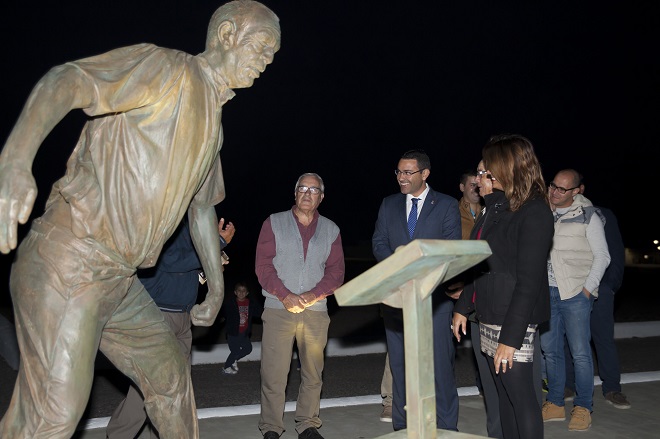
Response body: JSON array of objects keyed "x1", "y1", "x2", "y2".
[
  {"x1": 258, "y1": 308, "x2": 330, "y2": 436},
  {"x1": 381, "y1": 352, "x2": 393, "y2": 407}
]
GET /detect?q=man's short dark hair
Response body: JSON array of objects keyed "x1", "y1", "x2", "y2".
[
  {"x1": 400, "y1": 149, "x2": 431, "y2": 171},
  {"x1": 460, "y1": 169, "x2": 478, "y2": 185}
]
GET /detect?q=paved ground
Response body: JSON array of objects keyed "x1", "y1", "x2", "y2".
[
  {"x1": 72, "y1": 379, "x2": 660, "y2": 439},
  {"x1": 1, "y1": 265, "x2": 659, "y2": 438},
  {"x1": 77, "y1": 336, "x2": 660, "y2": 419}
]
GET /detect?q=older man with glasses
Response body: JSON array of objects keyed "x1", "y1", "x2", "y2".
[{"x1": 255, "y1": 172, "x2": 345, "y2": 439}]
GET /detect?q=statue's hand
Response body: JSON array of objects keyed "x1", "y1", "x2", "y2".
[
  {"x1": 190, "y1": 296, "x2": 222, "y2": 327},
  {"x1": 0, "y1": 165, "x2": 37, "y2": 254}
]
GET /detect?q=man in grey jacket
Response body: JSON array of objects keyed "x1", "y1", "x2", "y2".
[{"x1": 540, "y1": 169, "x2": 611, "y2": 431}]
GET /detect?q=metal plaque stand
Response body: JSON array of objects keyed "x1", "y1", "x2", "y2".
[{"x1": 334, "y1": 239, "x2": 492, "y2": 439}]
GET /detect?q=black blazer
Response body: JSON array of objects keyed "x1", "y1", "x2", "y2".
[{"x1": 455, "y1": 190, "x2": 553, "y2": 349}]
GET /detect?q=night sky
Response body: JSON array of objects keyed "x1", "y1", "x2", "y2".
[{"x1": 0, "y1": 1, "x2": 657, "y2": 289}]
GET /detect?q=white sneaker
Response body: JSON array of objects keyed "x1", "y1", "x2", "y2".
[
  {"x1": 222, "y1": 366, "x2": 237, "y2": 375},
  {"x1": 231, "y1": 361, "x2": 238, "y2": 372}
]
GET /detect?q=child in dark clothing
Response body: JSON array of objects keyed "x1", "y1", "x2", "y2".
[{"x1": 221, "y1": 281, "x2": 262, "y2": 374}]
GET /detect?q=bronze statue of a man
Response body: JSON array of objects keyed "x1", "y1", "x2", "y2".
[{"x1": 0, "y1": 1, "x2": 280, "y2": 437}]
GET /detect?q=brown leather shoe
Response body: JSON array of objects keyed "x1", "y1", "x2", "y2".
[
  {"x1": 542, "y1": 401, "x2": 566, "y2": 422},
  {"x1": 568, "y1": 406, "x2": 592, "y2": 431}
]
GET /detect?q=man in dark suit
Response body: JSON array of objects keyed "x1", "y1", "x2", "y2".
[{"x1": 372, "y1": 149, "x2": 462, "y2": 432}]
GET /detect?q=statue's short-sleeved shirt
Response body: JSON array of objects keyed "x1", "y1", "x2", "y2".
[{"x1": 46, "y1": 44, "x2": 235, "y2": 268}]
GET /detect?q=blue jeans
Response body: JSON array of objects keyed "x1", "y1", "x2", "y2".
[
  {"x1": 540, "y1": 286, "x2": 594, "y2": 411},
  {"x1": 565, "y1": 283, "x2": 621, "y2": 396}
]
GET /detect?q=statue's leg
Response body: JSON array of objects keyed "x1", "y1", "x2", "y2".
[
  {"x1": 100, "y1": 279, "x2": 198, "y2": 439},
  {"x1": 0, "y1": 221, "x2": 133, "y2": 439}
]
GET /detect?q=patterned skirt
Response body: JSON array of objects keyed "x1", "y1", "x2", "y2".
[{"x1": 479, "y1": 322, "x2": 537, "y2": 363}]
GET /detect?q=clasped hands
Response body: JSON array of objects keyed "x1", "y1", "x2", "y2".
[{"x1": 283, "y1": 292, "x2": 319, "y2": 313}]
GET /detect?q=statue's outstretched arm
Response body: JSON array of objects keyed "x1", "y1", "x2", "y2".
[{"x1": 0, "y1": 64, "x2": 94, "y2": 253}]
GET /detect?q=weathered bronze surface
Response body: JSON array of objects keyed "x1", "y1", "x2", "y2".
[{"x1": 0, "y1": 2, "x2": 280, "y2": 437}]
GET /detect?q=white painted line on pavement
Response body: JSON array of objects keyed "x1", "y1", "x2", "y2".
[
  {"x1": 191, "y1": 321, "x2": 660, "y2": 366},
  {"x1": 80, "y1": 370, "x2": 660, "y2": 430}
]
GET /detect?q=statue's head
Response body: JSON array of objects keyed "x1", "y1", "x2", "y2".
[{"x1": 205, "y1": 0, "x2": 281, "y2": 89}]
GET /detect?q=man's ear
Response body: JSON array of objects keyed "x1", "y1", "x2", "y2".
[{"x1": 217, "y1": 20, "x2": 237, "y2": 49}]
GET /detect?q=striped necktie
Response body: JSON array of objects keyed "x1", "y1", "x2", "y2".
[{"x1": 408, "y1": 198, "x2": 420, "y2": 239}]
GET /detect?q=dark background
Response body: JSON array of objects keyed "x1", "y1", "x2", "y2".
[{"x1": 0, "y1": 1, "x2": 657, "y2": 298}]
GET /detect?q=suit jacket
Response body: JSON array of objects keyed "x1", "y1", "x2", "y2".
[{"x1": 372, "y1": 186, "x2": 461, "y2": 313}]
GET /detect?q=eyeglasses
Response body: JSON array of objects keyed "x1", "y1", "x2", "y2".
[
  {"x1": 476, "y1": 170, "x2": 495, "y2": 180},
  {"x1": 297, "y1": 186, "x2": 322, "y2": 195},
  {"x1": 394, "y1": 169, "x2": 424, "y2": 177},
  {"x1": 548, "y1": 182, "x2": 578, "y2": 195}
]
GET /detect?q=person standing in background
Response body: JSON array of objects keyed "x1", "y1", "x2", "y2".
[
  {"x1": 378, "y1": 352, "x2": 393, "y2": 423},
  {"x1": 373, "y1": 149, "x2": 462, "y2": 432},
  {"x1": 458, "y1": 169, "x2": 484, "y2": 240},
  {"x1": 446, "y1": 166, "x2": 496, "y2": 433},
  {"x1": 220, "y1": 280, "x2": 263, "y2": 375},
  {"x1": 107, "y1": 217, "x2": 234, "y2": 438},
  {"x1": 463, "y1": 161, "x2": 503, "y2": 439},
  {"x1": 540, "y1": 168, "x2": 610, "y2": 431},
  {"x1": 563, "y1": 176, "x2": 630, "y2": 408},
  {"x1": 456, "y1": 167, "x2": 488, "y2": 401},
  {"x1": 256, "y1": 172, "x2": 345, "y2": 439}
]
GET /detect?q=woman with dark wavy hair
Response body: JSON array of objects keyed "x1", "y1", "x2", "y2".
[{"x1": 453, "y1": 134, "x2": 553, "y2": 438}]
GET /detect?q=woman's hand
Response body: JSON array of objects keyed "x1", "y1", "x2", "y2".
[
  {"x1": 452, "y1": 312, "x2": 468, "y2": 342},
  {"x1": 494, "y1": 343, "x2": 516, "y2": 374}
]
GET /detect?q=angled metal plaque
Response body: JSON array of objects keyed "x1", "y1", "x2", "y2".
[{"x1": 335, "y1": 239, "x2": 491, "y2": 439}]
